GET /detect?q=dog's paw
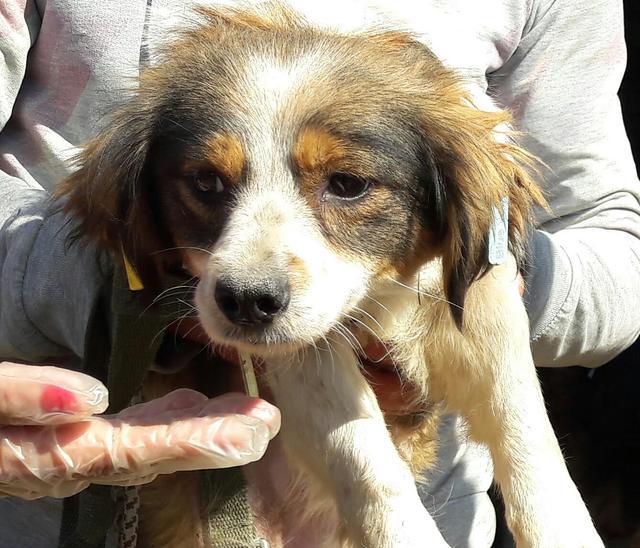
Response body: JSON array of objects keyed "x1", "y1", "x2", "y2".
[
  {"x1": 521, "y1": 529, "x2": 604, "y2": 548},
  {"x1": 362, "y1": 496, "x2": 449, "y2": 548},
  {"x1": 511, "y1": 498, "x2": 604, "y2": 548},
  {"x1": 536, "y1": 515, "x2": 604, "y2": 548}
]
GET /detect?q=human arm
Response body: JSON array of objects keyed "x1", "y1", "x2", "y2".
[
  {"x1": 0, "y1": 0, "x2": 102, "y2": 361},
  {"x1": 493, "y1": 0, "x2": 640, "y2": 367}
]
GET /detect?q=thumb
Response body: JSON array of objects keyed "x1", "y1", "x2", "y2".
[{"x1": 0, "y1": 362, "x2": 108, "y2": 425}]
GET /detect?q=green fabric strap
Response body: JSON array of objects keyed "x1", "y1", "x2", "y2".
[
  {"x1": 104, "y1": 267, "x2": 172, "y2": 413},
  {"x1": 203, "y1": 468, "x2": 259, "y2": 548},
  {"x1": 59, "y1": 266, "x2": 257, "y2": 548}
]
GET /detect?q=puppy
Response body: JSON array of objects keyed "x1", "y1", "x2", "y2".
[{"x1": 58, "y1": 4, "x2": 603, "y2": 547}]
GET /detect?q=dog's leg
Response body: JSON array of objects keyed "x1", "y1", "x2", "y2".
[
  {"x1": 428, "y1": 261, "x2": 603, "y2": 548},
  {"x1": 267, "y1": 340, "x2": 448, "y2": 548}
]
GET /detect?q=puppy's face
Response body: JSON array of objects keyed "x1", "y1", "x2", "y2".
[
  {"x1": 153, "y1": 36, "x2": 439, "y2": 353},
  {"x1": 59, "y1": 6, "x2": 541, "y2": 354}
]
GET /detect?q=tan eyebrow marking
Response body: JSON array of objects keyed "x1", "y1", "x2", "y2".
[
  {"x1": 293, "y1": 127, "x2": 347, "y2": 173},
  {"x1": 204, "y1": 132, "x2": 246, "y2": 182}
]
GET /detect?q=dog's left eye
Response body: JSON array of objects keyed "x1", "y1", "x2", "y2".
[
  {"x1": 188, "y1": 170, "x2": 225, "y2": 194},
  {"x1": 324, "y1": 173, "x2": 372, "y2": 201}
]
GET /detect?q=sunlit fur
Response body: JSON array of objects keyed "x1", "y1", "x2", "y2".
[{"x1": 57, "y1": 4, "x2": 603, "y2": 547}]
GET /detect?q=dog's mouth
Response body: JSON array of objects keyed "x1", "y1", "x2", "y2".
[
  {"x1": 356, "y1": 342, "x2": 404, "y2": 390},
  {"x1": 165, "y1": 316, "x2": 423, "y2": 416},
  {"x1": 201, "y1": 320, "x2": 310, "y2": 356}
]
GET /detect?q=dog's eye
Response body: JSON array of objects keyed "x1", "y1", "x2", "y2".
[
  {"x1": 188, "y1": 170, "x2": 225, "y2": 194},
  {"x1": 325, "y1": 173, "x2": 371, "y2": 201}
]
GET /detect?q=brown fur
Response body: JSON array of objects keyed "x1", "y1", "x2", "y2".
[
  {"x1": 293, "y1": 128, "x2": 347, "y2": 174},
  {"x1": 203, "y1": 132, "x2": 246, "y2": 184}
]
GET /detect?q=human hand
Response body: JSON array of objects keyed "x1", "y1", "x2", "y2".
[{"x1": 0, "y1": 362, "x2": 280, "y2": 500}]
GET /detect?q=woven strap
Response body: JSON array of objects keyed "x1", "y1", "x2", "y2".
[
  {"x1": 117, "y1": 388, "x2": 144, "y2": 548},
  {"x1": 203, "y1": 468, "x2": 259, "y2": 547}
]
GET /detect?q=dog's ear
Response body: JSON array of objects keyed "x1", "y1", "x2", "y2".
[
  {"x1": 421, "y1": 97, "x2": 545, "y2": 329},
  {"x1": 55, "y1": 97, "x2": 167, "y2": 290},
  {"x1": 364, "y1": 32, "x2": 545, "y2": 328}
]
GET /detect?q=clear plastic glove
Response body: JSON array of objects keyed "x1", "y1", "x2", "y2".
[{"x1": 0, "y1": 362, "x2": 280, "y2": 500}]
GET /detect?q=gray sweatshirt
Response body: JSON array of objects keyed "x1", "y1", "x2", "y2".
[{"x1": 1, "y1": 0, "x2": 639, "y2": 368}]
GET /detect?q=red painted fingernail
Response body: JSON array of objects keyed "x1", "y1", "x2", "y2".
[{"x1": 40, "y1": 385, "x2": 79, "y2": 413}]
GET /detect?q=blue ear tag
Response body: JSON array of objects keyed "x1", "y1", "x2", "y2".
[{"x1": 488, "y1": 197, "x2": 509, "y2": 265}]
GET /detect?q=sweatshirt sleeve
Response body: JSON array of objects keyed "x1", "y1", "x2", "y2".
[
  {"x1": 493, "y1": 0, "x2": 640, "y2": 367},
  {"x1": 0, "y1": 2, "x2": 110, "y2": 361}
]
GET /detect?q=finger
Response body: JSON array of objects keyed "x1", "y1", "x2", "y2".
[
  {"x1": 110, "y1": 414, "x2": 275, "y2": 476},
  {"x1": 0, "y1": 363, "x2": 108, "y2": 424},
  {"x1": 0, "y1": 396, "x2": 280, "y2": 492},
  {"x1": 119, "y1": 392, "x2": 280, "y2": 436},
  {"x1": 0, "y1": 422, "x2": 95, "y2": 498},
  {"x1": 195, "y1": 393, "x2": 281, "y2": 436},
  {"x1": 93, "y1": 473, "x2": 158, "y2": 487},
  {"x1": 109, "y1": 395, "x2": 280, "y2": 474},
  {"x1": 117, "y1": 388, "x2": 209, "y2": 419}
]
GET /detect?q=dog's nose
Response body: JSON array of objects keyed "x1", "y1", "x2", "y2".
[{"x1": 214, "y1": 278, "x2": 290, "y2": 325}]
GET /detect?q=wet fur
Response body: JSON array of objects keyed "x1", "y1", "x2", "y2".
[{"x1": 57, "y1": 4, "x2": 602, "y2": 547}]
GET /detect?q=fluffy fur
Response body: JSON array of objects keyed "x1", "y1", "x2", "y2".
[{"x1": 57, "y1": 4, "x2": 603, "y2": 547}]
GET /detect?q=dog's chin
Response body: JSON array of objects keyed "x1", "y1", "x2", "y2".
[{"x1": 198, "y1": 311, "x2": 316, "y2": 358}]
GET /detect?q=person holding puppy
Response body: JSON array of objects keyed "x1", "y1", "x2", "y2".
[{"x1": 1, "y1": 0, "x2": 638, "y2": 546}]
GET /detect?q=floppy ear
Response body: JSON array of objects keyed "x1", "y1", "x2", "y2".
[
  {"x1": 422, "y1": 98, "x2": 545, "y2": 328},
  {"x1": 55, "y1": 98, "x2": 169, "y2": 292}
]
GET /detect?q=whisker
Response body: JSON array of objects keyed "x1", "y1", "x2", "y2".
[
  {"x1": 150, "y1": 246, "x2": 215, "y2": 258},
  {"x1": 362, "y1": 294, "x2": 395, "y2": 320},
  {"x1": 150, "y1": 306, "x2": 199, "y2": 348},
  {"x1": 149, "y1": 326, "x2": 168, "y2": 349},
  {"x1": 182, "y1": 320, "x2": 205, "y2": 341},
  {"x1": 341, "y1": 313, "x2": 385, "y2": 346},
  {"x1": 328, "y1": 328, "x2": 372, "y2": 380},
  {"x1": 332, "y1": 323, "x2": 364, "y2": 356},
  {"x1": 389, "y1": 278, "x2": 462, "y2": 311},
  {"x1": 141, "y1": 281, "x2": 197, "y2": 317},
  {"x1": 308, "y1": 338, "x2": 321, "y2": 370},
  {"x1": 351, "y1": 305, "x2": 385, "y2": 333},
  {"x1": 153, "y1": 293, "x2": 194, "y2": 304},
  {"x1": 321, "y1": 334, "x2": 337, "y2": 385},
  {"x1": 175, "y1": 298, "x2": 197, "y2": 312}
]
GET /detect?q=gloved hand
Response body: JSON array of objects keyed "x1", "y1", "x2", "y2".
[{"x1": 0, "y1": 362, "x2": 280, "y2": 500}]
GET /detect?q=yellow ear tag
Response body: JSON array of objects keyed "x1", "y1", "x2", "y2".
[
  {"x1": 239, "y1": 350, "x2": 259, "y2": 397},
  {"x1": 122, "y1": 249, "x2": 144, "y2": 291}
]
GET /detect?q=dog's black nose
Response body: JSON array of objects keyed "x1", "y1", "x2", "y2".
[{"x1": 214, "y1": 278, "x2": 290, "y2": 325}]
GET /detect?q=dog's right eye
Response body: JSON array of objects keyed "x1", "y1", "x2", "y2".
[{"x1": 187, "y1": 170, "x2": 225, "y2": 194}]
